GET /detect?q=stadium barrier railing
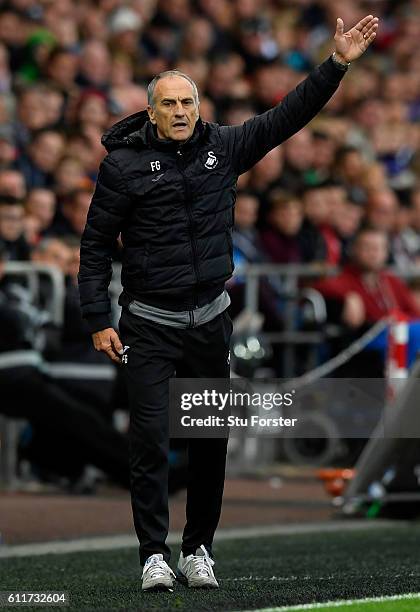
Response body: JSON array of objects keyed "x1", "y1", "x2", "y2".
[{"x1": 1, "y1": 262, "x2": 420, "y2": 487}]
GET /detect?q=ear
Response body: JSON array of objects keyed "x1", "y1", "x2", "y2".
[{"x1": 147, "y1": 105, "x2": 156, "y2": 125}]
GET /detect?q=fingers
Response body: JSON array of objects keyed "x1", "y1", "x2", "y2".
[
  {"x1": 92, "y1": 328, "x2": 123, "y2": 363},
  {"x1": 335, "y1": 17, "x2": 344, "y2": 37},
  {"x1": 362, "y1": 21, "x2": 379, "y2": 45},
  {"x1": 94, "y1": 340, "x2": 121, "y2": 363},
  {"x1": 364, "y1": 29, "x2": 378, "y2": 46},
  {"x1": 110, "y1": 331, "x2": 124, "y2": 356},
  {"x1": 104, "y1": 345, "x2": 122, "y2": 364},
  {"x1": 355, "y1": 14, "x2": 375, "y2": 31}
]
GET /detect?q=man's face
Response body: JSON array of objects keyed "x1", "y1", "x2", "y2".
[
  {"x1": 303, "y1": 188, "x2": 331, "y2": 226},
  {"x1": 0, "y1": 204, "x2": 24, "y2": 241},
  {"x1": 64, "y1": 192, "x2": 92, "y2": 236},
  {"x1": 367, "y1": 191, "x2": 397, "y2": 232},
  {"x1": 0, "y1": 171, "x2": 26, "y2": 199},
  {"x1": 30, "y1": 133, "x2": 64, "y2": 173},
  {"x1": 26, "y1": 190, "x2": 56, "y2": 228},
  {"x1": 32, "y1": 239, "x2": 71, "y2": 274},
  {"x1": 147, "y1": 75, "x2": 199, "y2": 142},
  {"x1": 235, "y1": 195, "x2": 259, "y2": 228},
  {"x1": 353, "y1": 232, "x2": 388, "y2": 272},
  {"x1": 271, "y1": 200, "x2": 303, "y2": 236}
]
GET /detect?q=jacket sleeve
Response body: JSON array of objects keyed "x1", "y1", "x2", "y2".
[
  {"x1": 219, "y1": 56, "x2": 345, "y2": 176},
  {"x1": 78, "y1": 154, "x2": 131, "y2": 333}
]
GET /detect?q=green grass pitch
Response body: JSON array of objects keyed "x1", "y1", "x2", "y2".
[{"x1": 2, "y1": 525, "x2": 420, "y2": 611}]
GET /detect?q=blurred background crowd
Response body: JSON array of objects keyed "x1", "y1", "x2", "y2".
[
  {"x1": 0, "y1": 0, "x2": 420, "y2": 312},
  {"x1": 1, "y1": 0, "x2": 420, "y2": 489}
]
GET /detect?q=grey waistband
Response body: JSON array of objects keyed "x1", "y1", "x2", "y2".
[{"x1": 128, "y1": 290, "x2": 231, "y2": 328}]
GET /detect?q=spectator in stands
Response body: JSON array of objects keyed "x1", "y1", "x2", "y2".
[
  {"x1": 335, "y1": 146, "x2": 367, "y2": 195},
  {"x1": 248, "y1": 147, "x2": 284, "y2": 206},
  {"x1": 22, "y1": 214, "x2": 42, "y2": 246},
  {"x1": 311, "y1": 131, "x2": 338, "y2": 185},
  {"x1": 51, "y1": 187, "x2": 92, "y2": 237},
  {"x1": 31, "y1": 237, "x2": 71, "y2": 275},
  {"x1": 54, "y1": 156, "x2": 90, "y2": 198},
  {"x1": 16, "y1": 129, "x2": 65, "y2": 189},
  {"x1": 333, "y1": 193, "x2": 364, "y2": 263},
  {"x1": 315, "y1": 227, "x2": 420, "y2": 329},
  {"x1": 0, "y1": 126, "x2": 16, "y2": 168},
  {"x1": 392, "y1": 200, "x2": 420, "y2": 267},
  {"x1": 302, "y1": 185, "x2": 340, "y2": 264},
  {"x1": 230, "y1": 190, "x2": 284, "y2": 330},
  {"x1": 365, "y1": 188, "x2": 404, "y2": 263},
  {"x1": 72, "y1": 90, "x2": 110, "y2": 133},
  {"x1": 366, "y1": 189, "x2": 398, "y2": 234},
  {"x1": 0, "y1": 195, "x2": 29, "y2": 260},
  {"x1": 77, "y1": 40, "x2": 111, "y2": 90},
  {"x1": 262, "y1": 191, "x2": 325, "y2": 264},
  {"x1": 14, "y1": 87, "x2": 52, "y2": 146},
  {"x1": 44, "y1": 47, "x2": 79, "y2": 97},
  {"x1": 232, "y1": 191, "x2": 265, "y2": 265},
  {"x1": 0, "y1": 169, "x2": 26, "y2": 199},
  {"x1": 25, "y1": 188, "x2": 56, "y2": 235},
  {"x1": 280, "y1": 129, "x2": 314, "y2": 192}
]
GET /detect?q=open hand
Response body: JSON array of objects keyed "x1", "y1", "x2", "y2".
[{"x1": 334, "y1": 14, "x2": 379, "y2": 63}]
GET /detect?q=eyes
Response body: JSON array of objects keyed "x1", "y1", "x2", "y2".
[{"x1": 161, "y1": 99, "x2": 194, "y2": 107}]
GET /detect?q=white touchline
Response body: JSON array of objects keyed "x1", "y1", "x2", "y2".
[
  {"x1": 238, "y1": 592, "x2": 420, "y2": 612},
  {"x1": 0, "y1": 520, "x2": 407, "y2": 558}
]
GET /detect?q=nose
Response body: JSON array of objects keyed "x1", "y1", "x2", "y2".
[{"x1": 174, "y1": 101, "x2": 184, "y2": 115}]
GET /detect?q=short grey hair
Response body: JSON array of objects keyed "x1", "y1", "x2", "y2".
[{"x1": 147, "y1": 70, "x2": 200, "y2": 108}]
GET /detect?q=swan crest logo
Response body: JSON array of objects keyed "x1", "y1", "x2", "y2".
[{"x1": 204, "y1": 151, "x2": 218, "y2": 169}]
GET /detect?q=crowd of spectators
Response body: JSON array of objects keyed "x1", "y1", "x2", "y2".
[
  {"x1": 1, "y1": 0, "x2": 420, "y2": 483},
  {"x1": 0, "y1": 0, "x2": 419, "y2": 327}
]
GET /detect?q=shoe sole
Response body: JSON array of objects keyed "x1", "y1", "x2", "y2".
[
  {"x1": 175, "y1": 570, "x2": 218, "y2": 589},
  {"x1": 142, "y1": 583, "x2": 174, "y2": 593}
]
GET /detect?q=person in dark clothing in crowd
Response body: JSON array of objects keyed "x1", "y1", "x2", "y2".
[
  {"x1": 0, "y1": 240, "x2": 130, "y2": 489},
  {"x1": 0, "y1": 195, "x2": 30, "y2": 260},
  {"x1": 230, "y1": 189, "x2": 284, "y2": 329},
  {"x1": 25, "y1": 188, "x2": 57, "y2": 237},
  {"x1": 50, "y1": 187, "x2": 93, "y2": 237},
  {"x1": 0, "y1": 170, "x2": 27, "y2": 200},
  {"x1": 232, "y1": 191, "x2": 265, "y2": 264},
  {"x1": 334, "y1": 190, "x2": 364, "y2": 263},
  {"x1": 262, "y1": 190, "x2": 325, "y2": 263},
  {"x1": 301, "y1": 184, "x2": 341, "y2": 264},
  {"x1": 16, "y1": 129, "x2": 65, "y2": 189},
  {"x1": 78, "y1": 14, "x2": 378, "y2": 592}
]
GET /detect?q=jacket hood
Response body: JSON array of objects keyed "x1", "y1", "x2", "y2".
[
  {"x1": 101, "y1": 109, "x2": 207, "y2": 152},
  {"x1": 101, "y1": 110, "x2": 149, "y2": 152}
]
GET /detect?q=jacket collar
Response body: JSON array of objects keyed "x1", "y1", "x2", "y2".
[{"x1": 102, "y1": 109, "x2": 207, "y2": 153}]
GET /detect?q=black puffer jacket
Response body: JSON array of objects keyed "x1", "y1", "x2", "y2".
[{"x1": 79, "y1": 57, "x2": 345, "y2": 333}]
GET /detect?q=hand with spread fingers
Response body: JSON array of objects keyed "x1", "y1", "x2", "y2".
[
  {"x1": 334, "y1": 14, "x2": 379, "y2": 64},
  {"x1": 92, "y1": 327, "x2": 124, "y2": 364}
]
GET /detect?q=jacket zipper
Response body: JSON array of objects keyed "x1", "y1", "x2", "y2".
[{"x1": 177, "y1": 148, "x2": 199, "y2": 309}]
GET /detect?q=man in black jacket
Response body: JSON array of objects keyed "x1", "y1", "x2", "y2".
[{"x1": 79, "y1": 15, "x2": 378, "y2": 591}]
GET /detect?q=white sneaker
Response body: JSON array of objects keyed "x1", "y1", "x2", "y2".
[
  {"x1": 142, "y1": 553, "x2": 175, "y2": 591},
  {"x1": 176, "y1": 545, "x2": 219, "y2": 588}
]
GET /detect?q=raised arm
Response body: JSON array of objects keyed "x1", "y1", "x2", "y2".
[{"x1": 219, "y1": 14, "x2": 379, "y2": 176}]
